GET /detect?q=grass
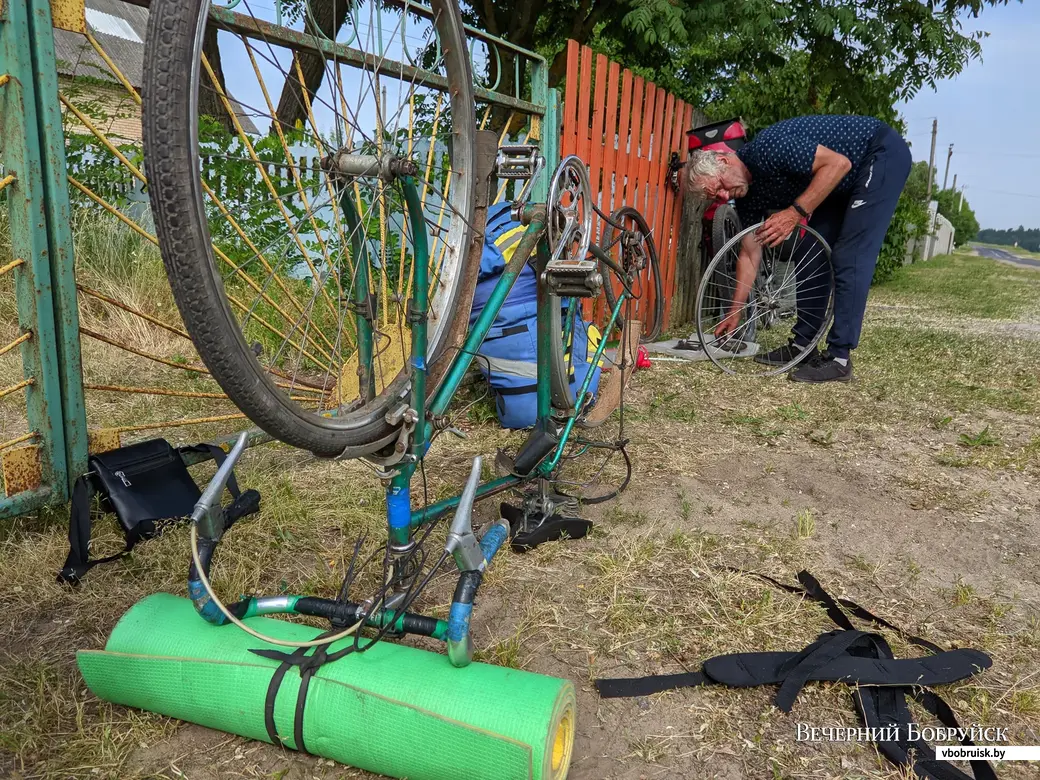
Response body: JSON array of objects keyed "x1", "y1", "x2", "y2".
[
  {"x1": 2, "y1": 213, "x2": 1040, "y2": 779},
  {"x1": 794, "y1": 508, "x2": 816, "y2": 539},
  {"x1": 871, "y1": 251, "x2": 1040, "y2": 320}
]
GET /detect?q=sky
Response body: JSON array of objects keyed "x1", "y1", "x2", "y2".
[{"x1": 894, "y1": 1, "x2": 1039, "y2": 231}]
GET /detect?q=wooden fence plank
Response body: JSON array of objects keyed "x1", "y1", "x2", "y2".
[
  {"x1": 640, "y1": 86, "x2": 667, "y2": 326},
  {"x1": 623, "y1": 76, "x2": 644, "y2": 209},
  {"x1": 562, "y1": 40, "x2": 580, "y2": 158},
  {"x1": 601, "y1": 62, "x2": 620, "y2": 218},
  {"x1": 614, "y1": 70, "x2": 633, "y2": 214},
  {"x1": 589, "y1": 53, "x2": 608, "y2": 238},
  {"x1": 576, "y1": 45, "x2": 593, "y2": 163},
  {"x1": 604, "y1": 67, "x2": 633, "y2": 321},
  {"x1": 650, "y1": 90, "x2": 676, "y2": 329},
  {"x1": 635, "y1": 83, "x2": 657, "y2": 231}
]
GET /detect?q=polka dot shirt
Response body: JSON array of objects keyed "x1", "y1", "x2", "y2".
[{"x1": 734, "y1": 114, "x2": 886, "y2": 226}]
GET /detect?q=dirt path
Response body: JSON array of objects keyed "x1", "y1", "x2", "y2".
[{"x1": 2, "y1": 254, "x2": 1039, "y2": 780}]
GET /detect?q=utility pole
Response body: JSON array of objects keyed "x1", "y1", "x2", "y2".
[
  {"x1": 943, "y1": 143, "x2": 954, "y2": 190},
  {"x1": 952, "y1": 173, "x2": 957, "y2": 193},
  {"x1": 959, "y1": 185, "x2": 966, "y2": 212},
  {"x1": 925, "y1": 119, "x2": 938, "y2": 203}
]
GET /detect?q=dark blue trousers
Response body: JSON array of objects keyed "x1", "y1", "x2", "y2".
[{"x1": 792, "y1": 126, "x2": 913, "y2": 359}]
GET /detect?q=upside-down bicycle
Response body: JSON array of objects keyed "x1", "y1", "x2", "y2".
[{"x1": 87, "y1": 0, "x2": 660, "y2": 775}]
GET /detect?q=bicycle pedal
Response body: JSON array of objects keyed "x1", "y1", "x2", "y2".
[
  {"x1": 494, "y1": 449, "x2": 517, "y2": 475},
  {"x1": 541, "y1": 265, "x2": 603, "y2": 298},
  {"x1": 501, "y1": 502, "x2": 592, "y2": 553},
  {"x1": 495, "y1": 145, "x2": 542, "y2": 179}
]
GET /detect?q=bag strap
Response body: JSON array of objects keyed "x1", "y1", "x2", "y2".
[
  {"x1": 57, "y1": 442, "x2": 242, "y2": 586},
  {"x1": 57, "y1": 475, "x2": 135, "y2": 586},
  {"x1": 179, "y1": 443, "x2": 242, "y2": 499}
]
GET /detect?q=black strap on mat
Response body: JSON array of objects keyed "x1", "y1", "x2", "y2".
[
  {"x1": 250, "y1": 638, "x2": 356, "y2": 753},
  {"x1": 593, "y1": 570, "x2": 997, "y2": 780},
  {"x1": 58, "y1": 442, "x2": 242, "y2": 585}
]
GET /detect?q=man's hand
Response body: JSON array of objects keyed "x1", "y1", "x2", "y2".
[
  {"x1": 715, "y1": 309, "x2": 741, "y2": 341},
  {"x1": 756, "y1": 207, "x2": 801, "y2": 248}
]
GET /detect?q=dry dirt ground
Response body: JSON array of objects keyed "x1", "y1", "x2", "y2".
[{"x1": 2, "y1": 251, "x2": 1039, "y2": 780}]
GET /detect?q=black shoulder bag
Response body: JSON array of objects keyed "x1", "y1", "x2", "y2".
[{"x1": 57, "y1": 438, "x2": 245, "y2": 586}]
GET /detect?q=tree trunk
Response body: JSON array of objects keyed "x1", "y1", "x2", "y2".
[
  {"x1": 200, "y1": 24, "x2": 234, "y2": 133},
  {"x1": 274, "y1": 0, "x2": 353, "y2": 131}
]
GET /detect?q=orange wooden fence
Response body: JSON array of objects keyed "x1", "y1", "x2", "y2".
[{"x1": 561, "y1": 40, "x2": 695, "y2": 331}]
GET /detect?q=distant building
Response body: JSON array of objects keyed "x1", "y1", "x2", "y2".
[{"x1": 54, "y1": 0, "x2": 257, "y2": 142}]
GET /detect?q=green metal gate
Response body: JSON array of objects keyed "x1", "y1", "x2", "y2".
[{"x1": 0, "y1": 0, "x2": 558, "y2": 520}]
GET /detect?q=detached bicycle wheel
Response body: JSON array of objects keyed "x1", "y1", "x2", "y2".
[
  {"x1": 695, "y1": 221, "x2": 833, "y2": 377},
  {"x1": 704, "y1": 204, "x2": 743, "y2": 328},
  {"x1": 143, "y1": 0, "x2": 476, "y2": 457},
  {"x1": 601, "y1": 207, "x2": 662, "y2": 343}
]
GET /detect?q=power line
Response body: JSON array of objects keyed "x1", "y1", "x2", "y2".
[
  {"x1": 950, "y1": 151, "x2": 1040, "y2": 159},
  {"x1": 970, "y1": 187, "x2": 1040, "y2": 200}
]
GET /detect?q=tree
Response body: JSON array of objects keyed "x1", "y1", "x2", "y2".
[
  {"x1": 977, "y1": 227, "x2": 1040, "y2": 251},
  {"x1": 462, "y1": 0, "x2": 1020, "y2": 108},
  {"x1": 274, "y1": 0, "x2": 353, "y2": 130},
  {"x1": 904, "y1": 161, "x2": 935, "y2": 206},
  {"x1": 200, "y1": 25, "x2": 234, "y2": 132},
  {"x1": 935, "y1": 188, "x2": 980, "y2": 246}
]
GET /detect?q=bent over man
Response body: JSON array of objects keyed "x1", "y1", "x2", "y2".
[{"x1": 686, "y1": 115, "x2": 912, "y2": 383}]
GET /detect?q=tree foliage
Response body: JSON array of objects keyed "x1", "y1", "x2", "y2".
[
  {"x1": 935, "y1": 188, "x2": 980, "y2": 247},
  {"x1": 977, "y1": 227, "x2": 1040, "y2": 252},
  {"x1": 462, "y1": 0, "x2": 1019, "y2": 108}
]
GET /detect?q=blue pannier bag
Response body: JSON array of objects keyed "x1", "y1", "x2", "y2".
[{"x1": 469, "y1": 203, "x2": 602, "y2": 429}]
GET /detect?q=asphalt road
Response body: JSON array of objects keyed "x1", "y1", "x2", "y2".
[{"x1": 971, "y1": 243, "x2": 1040, "y2": 269}]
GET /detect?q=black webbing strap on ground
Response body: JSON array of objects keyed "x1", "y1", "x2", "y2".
[
  {"x1": 249, "y1": 636, "x2": 356, "y2": 752},
  {"x1": 594, "y1": 669, "x2": 710, "y2": 698},
  {"x1": 593, "y1": 569, "x2": 997, "y2": 780},
  {"x1": 727, "y1": 567, "x2": 944, "y2": 653}
]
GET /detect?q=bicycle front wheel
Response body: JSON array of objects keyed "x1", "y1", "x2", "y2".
[
  {"x1": 695, "y1": 222, "x2": 833, "y2": 376},
  {"x1": 143, "y1": 0, "x2": 477, "y2": 457}
]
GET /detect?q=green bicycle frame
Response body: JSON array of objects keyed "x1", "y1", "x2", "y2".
[
  {"x1": 187, "y1": 179, "x2": 628, "y2": 653},
  {"x1": 400, "y1": 204, "x2": 627, "y2": 530}
]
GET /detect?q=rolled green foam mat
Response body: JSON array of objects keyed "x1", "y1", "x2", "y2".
[{"x1": 78, "y1": 594, "x2": 575, "y2": 780}]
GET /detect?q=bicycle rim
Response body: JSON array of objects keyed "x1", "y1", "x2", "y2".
[
  {"x1": 143, "y1": 0, "x2": 476, "y2": 456},
  {"x1": 601, "y1": 207, "x2": 662, "y2": 343},
  {"x1": 695, "y1": 222, "x2": 833, "y2": 377}
]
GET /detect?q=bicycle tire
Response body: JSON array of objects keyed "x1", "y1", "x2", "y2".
[
  {"x1": 695, "y1": 221, "x2": 833, "y2": 376},
  {"x1": 601, "y1": 207, "x2": 662, "y2": 343},
  {"x1": 143, "y1": 0, "x2": 477, "y2": 457},
  {"x1": 711, "y1": 204, "x2": 741, "y2": 264},
  {"x1": 706, "y1": 204, "x2": 742, "y2": 326}
]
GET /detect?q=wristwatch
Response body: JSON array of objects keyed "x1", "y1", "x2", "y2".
[{"x1": 791, "y1": 201, "x2": 810, "y2": 219}]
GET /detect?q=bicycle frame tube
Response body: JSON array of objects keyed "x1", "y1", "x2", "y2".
[
  {"x1": 403, "y1": 177, "x2": 429, "y2": 463},
  {"x1": 404, "y1": 216, "x2": 545, "y2": 532},
  {"x1": 424, "y1": 213, "x2": 546, "y2": 433},
  {"x1": 386, "y1": 177, "x2": 432, "y2": 547},
  {"x1": 535, "y1": 244, "x2": 556, "y2": 419},
  {"x1": 339, "y1": 187, "x2": 376, "y2": 401},
  {"x1": 539, "y1": 291, "x2": 626, "y2": 474}
]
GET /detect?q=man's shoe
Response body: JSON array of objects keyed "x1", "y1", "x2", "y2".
[
  {"x1": 789, "y1": 352, "x2": 853, "y2": 383},
  {"x1": 754, "y1": 340, "x2": 817, "y2": 366}
]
